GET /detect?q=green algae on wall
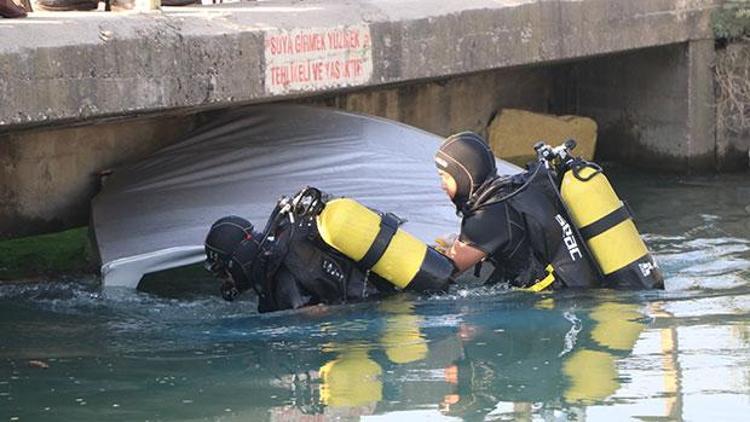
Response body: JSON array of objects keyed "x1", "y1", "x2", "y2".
[{"x1": 0, "y1": 227, "x2": 96, "y2": 281}]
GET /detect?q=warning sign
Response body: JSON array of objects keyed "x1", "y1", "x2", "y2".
[{"x1": 264, "y1": 25, "x2": 373, "y2": 95}]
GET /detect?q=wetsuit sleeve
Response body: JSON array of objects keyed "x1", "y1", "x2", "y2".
[{"x1": 459, "y1": 203, "x2": 513, "y2": 256}]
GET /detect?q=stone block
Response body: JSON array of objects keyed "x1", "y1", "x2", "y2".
[{"x1": 488, "y1": 109, "x2": 597, "y2": 166}]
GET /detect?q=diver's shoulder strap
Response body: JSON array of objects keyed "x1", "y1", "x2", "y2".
[{"x1": 358, "y1": 213, "x2": 400, "y2": 270}]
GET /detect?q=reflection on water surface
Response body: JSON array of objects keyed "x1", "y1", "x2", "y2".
[{"x1": 1, "y1": 169, "x2": 749, "y2": 421}]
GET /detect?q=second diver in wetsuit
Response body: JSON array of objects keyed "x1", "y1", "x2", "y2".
[{"x1": 434, "y1": 132, "x2": 663, "y2": 290}]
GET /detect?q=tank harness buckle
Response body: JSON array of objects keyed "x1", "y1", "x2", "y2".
[
  {"x1": 524, "y1": 265, "x2": 556, "y2": 292},
  {"x1": 358, "y1": 212, "x2": 401, "y2": 270}
]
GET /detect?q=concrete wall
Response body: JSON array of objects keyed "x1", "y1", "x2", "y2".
[
  {"x1": 309, "y1": 66, "x2": 556, "y2": 139},
  {"x1": 321, "y1": 41, "x2": 725, "y2": 173},
  {"x1": 560, "y1": 42, "x2": 717, "y2": 172},
  {"x1": 0, "y1": 0, "x2": 717, "y2": 131},
  {"x1": 0, "y1": 66, "x2": 558, "y2": 239},
  {"x1": 0, "y1": 116, "x2": 198, "y2": 238},
  {"x1": 0, "y1": 40, "x2": 732, "y2": 239},
  {"x1": 0, "y1": 0, "x2": 726, "y2": 239}
]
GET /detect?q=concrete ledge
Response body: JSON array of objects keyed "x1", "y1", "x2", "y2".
[{"x1": 0, "y1": 0, "x2": 718, "y2": 131}]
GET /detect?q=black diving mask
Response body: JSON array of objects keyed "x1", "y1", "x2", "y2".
[
  {"x1": 213, "y1": 238, "x2": 265, "y2": 301},
  {"x1": 205, "y1": 257, "x2": 248, "y2": 301}
]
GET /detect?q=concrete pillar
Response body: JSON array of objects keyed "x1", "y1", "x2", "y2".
[
  {"x1": 686, "y1": 39, "x2": 718, "y2": 171},
  {"x1": 568, "y1": 41, "x2": 717, "y2": 172}
]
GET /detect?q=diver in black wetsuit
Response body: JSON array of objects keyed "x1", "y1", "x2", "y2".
[
  {"x1": 203, "y1": 210, "x2": 398, "y2": 313},
  {"x1": 434, "y1": 131, "x2": 596, "y2": 289},
  {"x1": 434, "y1": 131, "x2": 536, "y2": 287},
  {"x1": 434, "y1": 132, "x2": 663, "y2": 290},
  {"x1": 203, "y1": 187, "x2": 454, "y2": 313}
]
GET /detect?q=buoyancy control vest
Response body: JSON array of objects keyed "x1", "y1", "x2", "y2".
[
  {"x1": 514, "y1": 163, "x2": 603, "y2": 289},
  {"x1": 471, "y1": 163, "x2": 601, "y2": 289},
  {"x1": 255, "y1": 208, "x2": 395, "y2": 313}
]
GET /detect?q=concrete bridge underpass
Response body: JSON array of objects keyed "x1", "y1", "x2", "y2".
[{"x1": 0, "y1": 0, "x2": 721, "y2": 238}]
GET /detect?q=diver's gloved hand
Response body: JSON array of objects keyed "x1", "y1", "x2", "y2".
[
  {"x1": 434, "y1": 233, "x2": 458, "y2": 254},
  {"x1": 220, "y1": 281, "x2": 239, "y2": 301}
]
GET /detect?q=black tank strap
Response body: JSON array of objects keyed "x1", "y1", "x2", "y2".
[
  {"x1": 579, "y1": 204, "x2": 632, "y2": 240},
  {"x1": 358, "y1": 213, "x2": 400, "y2": 270}
]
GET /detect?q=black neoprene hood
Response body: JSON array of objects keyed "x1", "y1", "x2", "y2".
[
  {"x1": 434, "y1": 132, "x2": 497, "y2": 212},
  {"x1": 205, "y1": 215, "x2": 263, "y2": 294},
  {"x1": 204, "y1": 215, "x2": 256, "y2": 263}
]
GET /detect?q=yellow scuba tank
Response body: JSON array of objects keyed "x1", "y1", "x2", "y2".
[
  {"x1": 315, "y1": 197, "x2": 454, "y2": 292},
  {"x1": 553, "y1": 143, "x2": 663, "y2": 289}
]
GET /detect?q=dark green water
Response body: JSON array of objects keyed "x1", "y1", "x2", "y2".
[{"x1": 1, "y1": 169, "x2": 749, "y2": 421}]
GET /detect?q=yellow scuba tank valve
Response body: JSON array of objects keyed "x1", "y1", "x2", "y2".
[
  {"x1": 538, "y1": 140, "x2": 663, "y2": 289},
  {"x1": 314, "y1": 196, "x2": 454, "y2": 292}
]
